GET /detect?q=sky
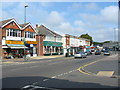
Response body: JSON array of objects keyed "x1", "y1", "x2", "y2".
[{"x1": 0, "y1": 1, "x2": 119, "y2": 42}]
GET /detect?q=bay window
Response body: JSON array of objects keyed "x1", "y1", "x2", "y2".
[
  {"x1": 7, "y1": 29, "x2": 21, "y2": 37},
  {"x1": 25, "y1": 31, "x2": 36, "y2": 39}
]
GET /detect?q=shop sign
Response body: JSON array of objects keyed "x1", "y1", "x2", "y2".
[
  {"x1": 6, "y1": 40, "x2": 24, "y2": 45},
  {"x1": 26, "y1": 41, "x2": 37, "y2": 44}
]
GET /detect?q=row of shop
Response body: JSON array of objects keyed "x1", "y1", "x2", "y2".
[
  {"x1": 2, "y1": 40, "x2": 63, "y2": 59},
  {"x1": 0, "y1": 18, "x2": 91, "y2": 59},
  {"x1": 2, "y1": 40, "x2": 37, "y2": 58}
]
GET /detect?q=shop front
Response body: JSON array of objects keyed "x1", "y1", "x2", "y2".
[
  {"x1": 25, "y1": 41, "x2": 37, "y2": 57},
  {"x1": 3, "y1": 40, "x2": 27, "y2": 58},
  {"x1": 44, "y1": 41, "x2": 63, "y2": 56}
]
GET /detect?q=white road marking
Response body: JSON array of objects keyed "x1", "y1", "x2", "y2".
[
  {"x1": 51, "y1": 76, "x2": 57, "y2": 78},
  {"x1": 43, "y1": 79, "x2": 49, "y2": 81}
]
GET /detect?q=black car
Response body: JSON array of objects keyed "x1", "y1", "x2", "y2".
[{"x1": 95, "y1": 50, "x2": 101, "y2": 55}]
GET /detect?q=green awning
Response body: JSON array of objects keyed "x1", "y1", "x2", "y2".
[{"x1": 44, "y1": 41, "x2": 63, "y2": 47}]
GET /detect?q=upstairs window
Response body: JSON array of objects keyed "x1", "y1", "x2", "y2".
[
  {"x1": 25, "y1": 31, "x2": 36, "y2": 39},
  {"x1": 10, "y1": 29, "x2": 13, "y2": 36},
  {"x1": 28, "y1": 25, "x2": 30, "y2": 29},
  {"x1": 13, "y1": 30, "x2": 17, "y2": 37},
  {"x1": 11, "y1": 22, "x2": 14, "y2": 26},
  {"x1": 6, "y1": 29, "x2": 9, "y2": 36},
  {"x1": 25, "y1": 32, "x2": 27, "y2": 38}
]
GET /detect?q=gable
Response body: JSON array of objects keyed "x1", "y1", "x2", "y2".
[
  {"x1": 3, "y1": 21, "x2": 21, "y2": 30},
  {"x1": 23, "y1": 25, "x2": 36, "y2": 33}
]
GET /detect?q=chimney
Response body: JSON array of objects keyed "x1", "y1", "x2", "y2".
[{"x1": 36, "y1": 24, "x2": 38, "y2": 28}]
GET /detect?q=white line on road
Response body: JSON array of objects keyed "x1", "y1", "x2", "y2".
[{"x1": 43, "y1": 79, "x2": 49, "y2": 82}]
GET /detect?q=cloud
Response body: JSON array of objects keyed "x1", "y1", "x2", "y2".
[
  {"x1": 43, "y1": 11, "x2": 65, "y2": 27},
  {"x1": 79, "y1": 5, "x2": 118, "y2": 25},
  {"x1": 74, "y1": 20, "x2": 84, "y2": 26},
  {"x1": 1, "y1": 2, "x2": 118, "y2": 42},
  {"x1": 100, "y1": 6, "x2": 118, "y2": 24},
  {"x1": 90, "y1": 28, "x2": 118, "y2": 42},
  {"x1": 69, "y1": 2, "x2": 99, "y2": 12},
  {"x1": 85, "y1": 3, "x2": 99, "y2": 10}
]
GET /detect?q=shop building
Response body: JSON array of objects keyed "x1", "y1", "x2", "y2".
[
  {"x1": 36, "y1": 25, "x2": 63, "y2": 56},
  {"x1": 62, "y1": 34, "x2": 90, "y2": 56},
  {"x1": 0, "y1": 18, "x2": 26, "y2": 58},
  {"x1": 0, "y1": 18, "x2": 37, "y2": 59},
  {"x1": 20, "y1": 23, "x2": 37, "y2": 57}
]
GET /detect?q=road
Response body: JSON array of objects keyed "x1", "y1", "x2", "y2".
[{"x1": 2, "y1": 52, "x2": 119, "y2": 89}]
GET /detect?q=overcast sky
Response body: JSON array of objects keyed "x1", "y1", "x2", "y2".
[{"x1": 0, "y1": 1, "x2": 118, "y2": 42}]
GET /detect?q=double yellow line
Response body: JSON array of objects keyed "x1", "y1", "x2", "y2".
[{"x1": 77, "y1": 60, "x2": 100, "y2": 76}]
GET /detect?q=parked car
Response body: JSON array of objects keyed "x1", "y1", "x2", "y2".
[
  {"x1": 84, "y1": 51, "x2": 92, "y2": 56},
  {"x1": 91, "y1": 49, "x2": 95, "y2": 54},
  {"x1": 104, "y1": 51, "x2": 110, "y2": 55},
  {"x1": 74, "y1": 52, "x2": 87, "y2": 58},
  {"x1": 95, "y1": 50, "x2": 101, "y2": 55}
]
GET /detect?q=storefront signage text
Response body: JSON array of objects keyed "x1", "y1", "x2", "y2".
[
  {"x1": 6, "y1": 40, "x2": 24, "y2": 45},
  {"x1": 26, "y1": 41, "x2": 37, "y2": 44}
]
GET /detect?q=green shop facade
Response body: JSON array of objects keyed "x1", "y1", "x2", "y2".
[{"x1": 43, "y1": 41, "x2": 63, "y2": 56}]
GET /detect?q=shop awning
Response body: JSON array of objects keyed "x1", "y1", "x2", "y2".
[
  {"x1": 44, "y1": 41, "x2": 63, "y2": 47},
  {"x1": 7, "y1": 44, "x2": 28, "y2": 49},
  {"x1": 2, "y1": 46, "x2": 8, "y2": 48}
]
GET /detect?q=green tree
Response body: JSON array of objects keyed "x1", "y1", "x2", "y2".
[{"x1": 80, "y1": 33, "x2": 93, "y2": 45}]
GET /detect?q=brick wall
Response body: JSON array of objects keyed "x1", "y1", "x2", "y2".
[
  {"x1": 36, "y1": 35, "x2": 44, "y2": 56},
  {"x1": 66, "y1": 36, "x2": 70, "y2": 47}
]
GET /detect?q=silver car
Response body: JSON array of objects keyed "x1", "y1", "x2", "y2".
[
  {"x1": 74, "y1": 52, "x2": 87, "y2": 58},
  {"x1": 104, "y1": 51, "x2": 110, "y2": 55}
]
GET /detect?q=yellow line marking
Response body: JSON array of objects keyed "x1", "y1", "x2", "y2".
[
  {"x1": 77, "y1": 60, "x2": 120, "y2": 78},
  {"x1": 77, "y1": 60, "x2": 101, "y2": 76}
]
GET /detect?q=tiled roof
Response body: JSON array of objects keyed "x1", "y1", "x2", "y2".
[
  {"x1": 0, "y1": 18, "x2": 13, "y2": 27},
  {"x1": 65, "y1": 34, "x2": 90, "y2": 41},
  {"x1": 36, "y1": 25, "x2": 62, "y2": 37},
  {"x1": 19, "y1": 23, "x2": 29, "y2": 28}
]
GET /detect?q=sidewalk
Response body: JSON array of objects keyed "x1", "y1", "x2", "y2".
[{"x1": 2, "y1": 55, "x2": 65, "y2": 64}]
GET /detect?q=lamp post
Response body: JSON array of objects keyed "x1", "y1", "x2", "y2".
[
  {"x1": 24, "y1": 5, "x2": 28, "y2": 62},
  {"x1": 24, "y1": 5, "x2": 28, "y2": 23}
]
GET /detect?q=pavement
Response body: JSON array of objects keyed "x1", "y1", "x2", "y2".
[
  {"x1": 2, "y1": 53, "x2": 119, "y2": 88},
  {"x1": 1, "y1": 55, "x2": 65, "y2": 64},
  {"x1": 77, "y1": 54, "x2": 119, "y2": 78}
]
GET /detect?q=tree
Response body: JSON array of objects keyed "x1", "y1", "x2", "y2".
[{"x1": 80, "y1": 33, "x2": 93, "y2": 45}]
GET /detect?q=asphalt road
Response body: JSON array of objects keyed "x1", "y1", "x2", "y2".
[{"x1": 2, "y1": 52, "x2": 119, "y2": 89}]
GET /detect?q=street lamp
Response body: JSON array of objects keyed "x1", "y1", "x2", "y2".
[
  {"x1": 24, "y1": 5, "x2": 28, "y2": 23},
  {"x1": 24, "y1": 5, "x2": 28, "y2": 62}
]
